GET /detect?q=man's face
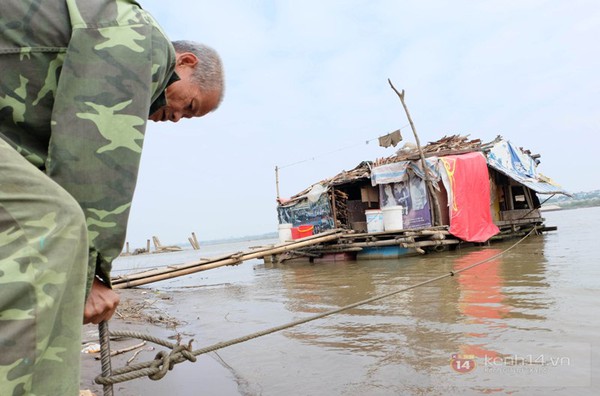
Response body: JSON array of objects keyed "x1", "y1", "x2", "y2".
[{"x1": 149, "y1": 53, "x2": 221, "y2": 123}]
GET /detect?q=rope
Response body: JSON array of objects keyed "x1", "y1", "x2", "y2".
[
  {"x1": 98, "y1": 321, "x2": 114, "y2": 396},
  {"x1": 96, "y1": 227, "x2": 536, "y2": 389}
]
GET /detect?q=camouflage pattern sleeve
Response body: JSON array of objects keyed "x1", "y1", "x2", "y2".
[{"x1": 46, "y1": 0, "x2": 175, "y2": 293}]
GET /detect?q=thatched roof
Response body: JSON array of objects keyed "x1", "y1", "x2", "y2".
[
  {"x1": 281, "y1": 134, "x2": 543, "y2": 204},
  {"x1": 374, "y1": 134, "x2": 541, "y2": 166},
  {"x1": 374, "y1": 134, "x2": 486, "y2": 166},
  {"x1": 285, "y1": 161, "x2": 371, "y2": 202}
]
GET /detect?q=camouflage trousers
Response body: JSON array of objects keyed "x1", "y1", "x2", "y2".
[{"x1": 0, "y1": 137, "x2": 88, "y2": 396}]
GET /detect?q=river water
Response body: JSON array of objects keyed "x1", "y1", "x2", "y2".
[{"x1": 109, "y1": 206, "x2": 599, "y2": 395}]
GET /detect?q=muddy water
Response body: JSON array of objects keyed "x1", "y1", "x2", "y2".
[{"x1": 110, "y1": 207, "x2": 599, "y2": 395}]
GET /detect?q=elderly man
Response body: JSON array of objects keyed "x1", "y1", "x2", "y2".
[{"x1": 0, "y1": 0, "x2": 224, "y2": 394}]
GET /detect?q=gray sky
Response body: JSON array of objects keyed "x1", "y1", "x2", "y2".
[{"x1": 126, "y1": 0, "x2": 600, "y2": 247}]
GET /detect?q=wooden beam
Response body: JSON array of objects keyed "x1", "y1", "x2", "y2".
[{"x1": 387, "y1": 80, "x2": 442, "y2": 226}]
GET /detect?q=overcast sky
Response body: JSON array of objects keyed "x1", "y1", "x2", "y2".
[{"x1": 125, "y1": 0, "x2": 600, "y2": 247}]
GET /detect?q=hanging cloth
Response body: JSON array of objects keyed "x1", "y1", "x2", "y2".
[
  {"x1": 440, "y1": 152, "x2": 500, "y2": 242},
  {"x1": 378, "y1": 129, "x2": 403, "y2": 148}
]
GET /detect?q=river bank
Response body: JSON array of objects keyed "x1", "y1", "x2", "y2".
[
  {"x1": 79, "y1": 288, "x2": 199, "y2": 395},
  {"x1": 81, "y1": 207, "x2": 599, "y2": 395}
]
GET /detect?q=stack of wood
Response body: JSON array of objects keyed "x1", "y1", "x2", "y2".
[
  {"x1": 374, "y1": 134, "x2": 485, "y2": 166},
  {"x1": 332, "y1": 189, "x2": 349, "y2": 228}
]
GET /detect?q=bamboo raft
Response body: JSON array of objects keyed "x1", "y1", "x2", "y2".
[
  {"x1": 112, "y1": 229, "x2": 344, "y2": 289},
  {"x1": 269, "y1": 220, "x2": 556, "y2": 263},
  {"x1": 112, "y1": 218, "x2": 554, "y2": 289}
]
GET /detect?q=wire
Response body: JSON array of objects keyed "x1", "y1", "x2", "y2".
[{"x1": 278, "y1": 124, "x2": 409, "y2": 170}]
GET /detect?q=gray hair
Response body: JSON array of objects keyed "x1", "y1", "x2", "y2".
[{"x1": 172, "y1": 40, "x2": 225, "y2": 108}]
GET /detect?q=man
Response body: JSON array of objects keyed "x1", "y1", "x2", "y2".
[
  {"x1": 393, "y1": 181, "x2": 412, "y2": 214},
  {"x1": 0, "y1": 1, "x2": 224, "y2": 395}
]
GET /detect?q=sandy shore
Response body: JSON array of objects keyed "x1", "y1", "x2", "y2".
[{"x1": 79, "y1": 288, "x2": 189, "y2": 396}]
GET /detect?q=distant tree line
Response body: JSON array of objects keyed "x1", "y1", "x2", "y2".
[
  {"x1": 543, "y1": 189, "x2": 600, "y2": 210},
  {"x1": 551, "y1": 198, "x2": 600, "y2": 210}
]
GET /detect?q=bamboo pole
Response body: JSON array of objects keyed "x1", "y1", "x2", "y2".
[
  {"x1": 112, "y1": 231, "x2": 344, "y2": 289},
  {"x1": 330, "y1": 187, "x2": 338, "y2": 228},
  {"x1": 275, "y1": 166, "x2": 281, "y2": 200},
  {"x1": 387, "y1": 80, "x2": 442, "y2": 226},
  {"x1": 403, "y1": 230, "x2": 449, "y2": 236},
  {"x1": 400, "y1": 239, "x2": 459, "y2": 248},
  {"x1": 113, "y1": 255, "x2": 227, "y2": 284},
  {"x1": 188, "y1": 237, "x2": 196, "y2": 249},
  {"x1": 311, "y1": 236, "x2": 415, "y2": 249},
  {"x1": 342, "y1": 225, "x2": 448, "y2": 239},
  {"x1": 113, "y1": 230, "x2": 343, "y2": 285}
]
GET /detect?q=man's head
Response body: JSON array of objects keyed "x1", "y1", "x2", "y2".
[{"x1": 149, "y1": 41, "x2": 224, "y2": 122}]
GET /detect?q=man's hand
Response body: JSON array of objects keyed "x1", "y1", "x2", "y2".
[{"x1": 83, "y1": 278, "x2": 120, "y2": 324}]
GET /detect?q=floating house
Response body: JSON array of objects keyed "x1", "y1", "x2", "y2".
[{"x1": 272, "y1": 135, "x2": 568, "y2": 262}]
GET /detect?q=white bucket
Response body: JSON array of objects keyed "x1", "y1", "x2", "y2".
[
  {"x1": 365, "y1": 209, "x2": 384, "y2": 233},
  {"x1": 382, "y1": 205, "x2": 404, "y2": 231},
  {"x1": 278, "y1": 223, "x2": 293, "y2": 242}
]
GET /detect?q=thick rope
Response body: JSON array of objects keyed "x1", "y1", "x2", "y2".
[
  {"x1": 98, "y1": 321, "x2": 114, "y2": 396},
  {"x1": 96, "y1": 227, "x2": 536, "y2": 388}
]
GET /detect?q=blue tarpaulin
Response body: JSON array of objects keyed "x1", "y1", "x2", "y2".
[{"x1": 486, "y1": 140, "x2": 570, "y2": 195}]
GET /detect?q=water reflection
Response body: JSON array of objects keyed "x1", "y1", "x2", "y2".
[
  {"x1": 454, "y1": 249, "x2": 508, "y2": 361},
  {"x1": 266, "y1": 236, "x2": 554, "y2": 391}
]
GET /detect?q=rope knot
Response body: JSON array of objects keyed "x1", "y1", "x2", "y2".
[
  {"x1": 178, "y1": 340, "x2": 198, "y2": 363},
  {"x1": 148, "y1": 341, "x2": 196, "y2": 380}
]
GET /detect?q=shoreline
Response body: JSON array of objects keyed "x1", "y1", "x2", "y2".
[{"x1": 79, "y1": 288, "x2": 206, "y2": 396}]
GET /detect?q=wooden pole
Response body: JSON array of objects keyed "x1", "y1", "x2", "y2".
[
  {"x1": 275, "y1": 166, "x2": 281, "y2": 200},
  {"x1": 312, "y1": 236, "x2": 415, "y2": 249},
  {"x1": 146, "y1": 239, "x2": 150, "y2": 253},
  {"x1": 125, "y1": 242, "x2": 129, "y2": 254},
  {"x1": 330, "y1": 187, "x2": 338, "y2": 228},
  {"x1": 112, "y1": 230, "x2": 344, "y2": 289},
  {"x1": 400, "y1": 239, "x2": 459, "y2": 248},
  {"x1": 387, "y1": 79, "x2": 442, "y2": 226},
  {"x1": 191, "y1": 232, "x2": 200, "y2": 250}
]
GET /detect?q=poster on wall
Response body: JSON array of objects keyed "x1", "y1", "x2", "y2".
[
  {"x1": 379, "y1": 174, "x2": 432, "y2": 229},
  {"x1": 277, "y1": 193, "x2": 335, "y2": 233}
]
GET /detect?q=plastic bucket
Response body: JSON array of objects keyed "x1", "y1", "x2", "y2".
[
  {"x1": 365, "y1": 209, "x2": 384, "y2": 233},
  {"x1": 382, "y1": 205, "x2": 403, "y2": 231},
  {"x1": 291, "y1": 225, "x2": 314, "y2": 239},
  {"x1": 278, "y1": 223, "x2": 293, "y2": 243}
]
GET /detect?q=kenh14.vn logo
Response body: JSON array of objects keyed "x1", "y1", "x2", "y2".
[{"x1": 450, "y1": 354, "x2": 476, "y2": 373}]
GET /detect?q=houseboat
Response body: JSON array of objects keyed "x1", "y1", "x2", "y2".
[{"x1": 270, "y1": 135, "x2": 569, "y2": 263}]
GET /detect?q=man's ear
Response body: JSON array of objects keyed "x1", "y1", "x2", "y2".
[{"x1": 176, "y1": 52, "x2": 199, "y2": 67}]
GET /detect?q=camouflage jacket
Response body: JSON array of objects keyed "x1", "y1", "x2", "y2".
[{"x1": 0, "y1": 0, "x2": 176, "y2": 293}]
